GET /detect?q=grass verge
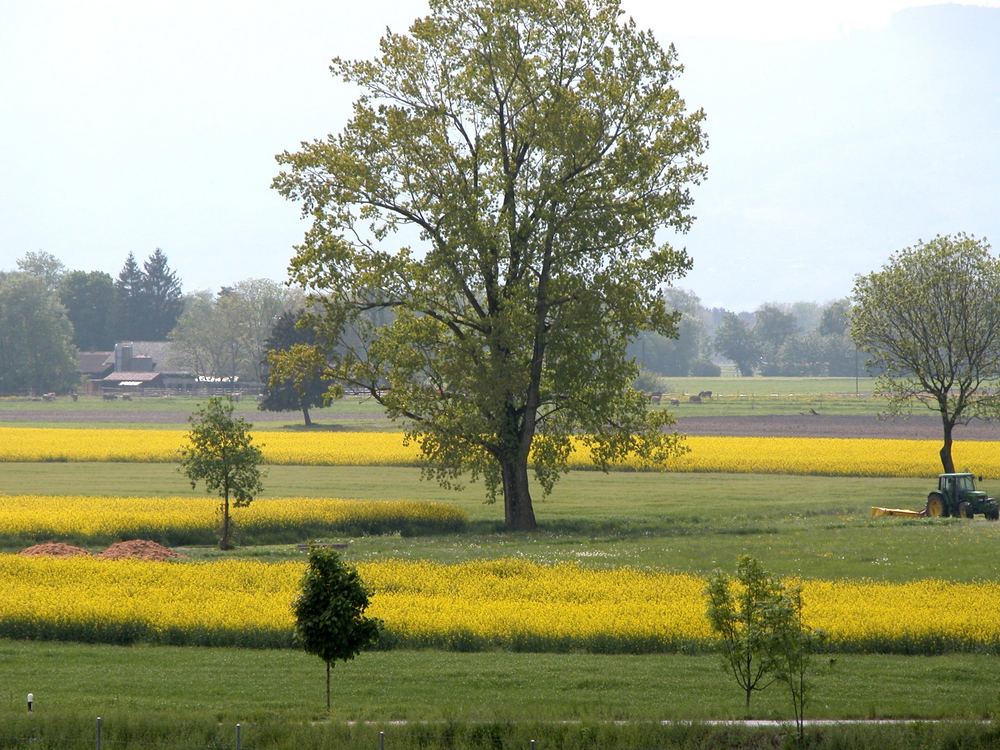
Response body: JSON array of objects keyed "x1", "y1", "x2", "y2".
[
  {"x1": 5, "y1": 716, "x2": 1000, "y2": 750},
  {"x1": 2, "y1": 640, "x2": 999, "y2": 722}
]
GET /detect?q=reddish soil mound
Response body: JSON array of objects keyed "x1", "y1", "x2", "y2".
[
  {"x1": 20, "y1": 542, "x2": 90, "y2": 557},
  {"x1": 98, "y1": 540, "x2": 186, "y2": 561}
]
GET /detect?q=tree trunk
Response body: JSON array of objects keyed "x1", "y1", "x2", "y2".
[
  {"x1": 325, "y1": 660, "x2": 331, "y2": 712},
  {"x1": 220, "y1": 494, "x2": 232, "y2": 550},
  {"x1": 500, "y1": 455, "x2": 537, "y2": 531},
  {"x1": 744, "y1": 654, "x2": 753, "y2": 716},
  {"x1": 302, "y1": 406, "x2": 312, "y2": 426},
  {"x1": 940, "y1": 417, "x2": 955, "y2": 473}
]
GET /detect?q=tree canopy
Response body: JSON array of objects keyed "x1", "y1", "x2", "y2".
[
  {"x1": 713, "y1": 312, "x2": 757, "y2": 377},
  {"x1": 852, "y1": 233, "x2": 1000, "y2": 472},
  {"x1": 113, "y1": 252, "x2": 146, "y2": 341},
  {"x1": 140, "y1": 249, "x2": 185, "y2": 340},
  {"x1": 59, "y1": 270, "x2": 116, "y2": 351},
  {"x1": 0, "y1": 273, "x2": 78, "y2": 395},
  {"x1": 16, "y1": 251, "x2": 66, "y2": 292},
  {"x1": 170, "y1": 281, "x2": 300, "y2": 382},
  {"x1": 260, "y1": 310, "x2": 333, "y2": 426},
  {"x1": 274, "y1": 0, "x2": 707, "y2": 529},
  {"x1": 114, "y1": 249, "x2": 184, "y2": 342},
  {"x1": 753, "y1": 305, "x2": 797, "y2": 375}
]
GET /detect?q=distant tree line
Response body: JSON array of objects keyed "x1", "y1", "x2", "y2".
[
  {"x1": 0, "y1": 249, "x2": 305, "y2": 397},
  {"x1": 0, "y1": 248, "x2": 860, "y2": 399},
  {"x1": 168, "y1": 279, "x2": 302, "y2": 383},
  {"x1": 15, "y1": 249, "x2": 185, "y2": 352},
  {"x1": 631, "y1": 290, "x2": 857, "y2": 379},
  {"x1": 0, "y1": 249, "x2": 189, "y2": 393}
]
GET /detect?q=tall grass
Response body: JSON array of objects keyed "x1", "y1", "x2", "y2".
[{"x1": 4, "y1": 714, "x2": 1000, "y2": 749}]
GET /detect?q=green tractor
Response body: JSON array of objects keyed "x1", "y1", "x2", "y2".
[{"x1": 925, "y1": 473, "x2": 1000, "y2": 519}]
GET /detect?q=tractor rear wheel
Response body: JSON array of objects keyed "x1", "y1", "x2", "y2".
[
  {"x1": 958, "y1": 501, "x2": 974, "y2": 519},
  {"x1": 926, "y1": 493, "x2": 948, "y2": 517}
]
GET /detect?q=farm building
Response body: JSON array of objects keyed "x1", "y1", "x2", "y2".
[
  {"x1": 79, "y1": 342, "x2": 194, "y2": 397},
  {"x1": 80, "y1": 342, "x2": 254, "y2": 398}
]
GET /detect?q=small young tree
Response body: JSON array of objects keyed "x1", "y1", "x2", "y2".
[
  {"x1": 768, "y1": 586, "x2": 823, "y2": 747},
  {"x1": 179, "y1": 397, "x2": 264, "y2": 549},
  {"x1": 293, "y1": 547, "x2": 381, "y2": 712},
  {"x1": 704, "y1": 555, "x2": 786, "y2": 716}
]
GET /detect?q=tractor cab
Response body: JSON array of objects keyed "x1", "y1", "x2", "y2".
[
  {"x1": 938, "y1": 473, "x2": 981, "y2": 499},
  {"x1": 927, "y1": 473, "x2": 1000, "y2": 519}
]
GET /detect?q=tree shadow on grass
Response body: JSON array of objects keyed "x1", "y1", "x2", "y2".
[
  {"x1": 271, "y1": 422, "x2": 359, "y2": 432},
  {"x1": 465, "y1": 519, "x2": 779, "y2": 539}
]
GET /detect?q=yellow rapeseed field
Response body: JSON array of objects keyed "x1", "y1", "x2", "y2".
[
  {"x1": 0, "y1": 428, "x2": 420, "y2": 465},
  {"x1": 0, "y1": 427, "x2": 986, "y2": 477},
  {"x1": 0, "y1": 556, "x2": 996, "y2": 653},
  {"x1": 0, "y1": 496, "x2": 466, "y2": 542}
]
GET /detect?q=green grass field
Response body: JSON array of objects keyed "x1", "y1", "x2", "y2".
[
  {"x1": 0, "y1": 393, "x2": 392, "y2": 429},
  {"x1": 2, "y1": 388, "x2": 999, "y2": 747},
  {"x1": 0, "y1": 640, "x2": 994, "y2": 722},
  {"x1": 0, "y1": 378, "x2": 885, "y2": 427},
  {"x1": 660, "y1": 377, "x2": 876, "y2": 398},
  {"x1": 1, "y1": 462, "x2": 988, "y2": 581}
]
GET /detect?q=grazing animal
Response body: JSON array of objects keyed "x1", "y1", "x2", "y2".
[{"x1": 689, "y1": 394, "x2": 702, "y2": 403}]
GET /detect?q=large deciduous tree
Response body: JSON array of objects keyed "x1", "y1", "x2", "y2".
[
  {"x1": 260, "y1": 310, "x2": 333, "y2": 426},
  {"x1": 713, "y1": 312, "x2": 758, "y2": 377},
  {"x1": 753, "y1": 305, "x2": 797, "y2": 375},
  {"x1": 0, "y1": 273, "x2": 78, "y2": 395},
  {"x1": 274, "y1": 0, "x2": 706, "y2": 530},
  {"x1": 169, "y1": 291, "x2": 227, "y2": 377},
  {"x1": 852, "y1": 233, "x2": 1000, "y2": 473},
  {"x1": 16, "y1": 251, "x2": 66, "y2": 292},
  {"x1": 222, "y1": 279, "x2": 301, "y2": 384},
  {"x1": 170, "y1": 281, "x2": 300, "y2": 382}
]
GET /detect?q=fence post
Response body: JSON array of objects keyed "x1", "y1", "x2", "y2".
[
  {"x1": 530, "y1": 741, "x2": 536, "y2": 750},
  {"x1": 236, "y1": 722, "x2": 242, "y2": 750},
  {"x1": 96, "y1": 716, "x2": 102, "y2": 750},
  {"x1": 379, "y1": 730, "x2": 385, "y2": 750}
]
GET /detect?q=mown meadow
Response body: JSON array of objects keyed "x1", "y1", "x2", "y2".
[{"x1": 2, "y1": 387, "x2": 1000, "y2": 748}]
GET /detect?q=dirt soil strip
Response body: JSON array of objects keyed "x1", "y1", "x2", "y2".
[
  {"x1": 676, "y1": 415, "x2": 1000, "y2": 441},
  {"x1": 5, "y1": 409, "x2": 1000, "y2": 441}
]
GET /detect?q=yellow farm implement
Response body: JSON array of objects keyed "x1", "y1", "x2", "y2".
[{"x1": 871, "y1": 506, "x2": 926, "y2": 518}]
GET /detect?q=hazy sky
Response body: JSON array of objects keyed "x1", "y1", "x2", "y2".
[{"x1": 2, "y1": 1, "x2": 998, "y2": 310}]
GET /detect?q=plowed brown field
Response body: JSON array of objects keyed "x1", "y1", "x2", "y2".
[{"x1": 676, "y1": 414, "x2": 1000, "y2": 441}]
